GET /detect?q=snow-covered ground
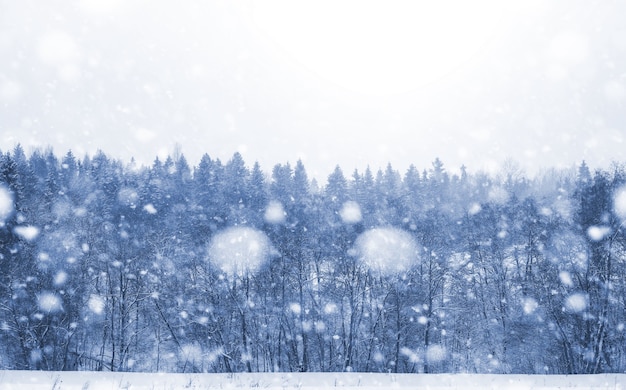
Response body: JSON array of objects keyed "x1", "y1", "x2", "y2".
[{"x1": 0, "y1": 371, "x2": 624, "y2": 389}]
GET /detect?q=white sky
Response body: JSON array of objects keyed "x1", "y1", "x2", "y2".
[{"x1": 1, "y1": 0, "x2": 626, "y2": 180}]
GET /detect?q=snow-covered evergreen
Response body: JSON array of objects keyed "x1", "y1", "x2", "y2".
[{"x1": 1, "y1": 148, "x2": 625, "y2": 374}]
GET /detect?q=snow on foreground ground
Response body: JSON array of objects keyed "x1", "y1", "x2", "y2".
[{"x1": 0, "y1": 372, "x2": 625, "y2": 390}]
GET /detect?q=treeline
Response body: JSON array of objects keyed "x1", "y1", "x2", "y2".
[{"x1": 1, "y1": 145, "x2": 626, "y2": 374}]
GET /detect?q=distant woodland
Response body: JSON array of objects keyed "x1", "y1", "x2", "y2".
[{"x1": 2, "y1": 144, "x2": 626, "y2": 374}]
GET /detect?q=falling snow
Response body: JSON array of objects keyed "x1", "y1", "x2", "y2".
[
  {"x1": 353, "y1": 227, "x2": 419, "y2": 275},
  {"x1": 564, "y1": 293, "x2": 588, "y2": 313},
  {"x1": 143, "y1": 203, "x2": 157, "y2": 214},
  {"x1": 289, "y1": 302, "x2": 302, "y2": 315},
  {"x1": 54, "y1": 271, "x2": 68, "y2": 286},
  {"x1": 587, "y1": 225, "x2": 611, "y2": 241},
  {"x1": 2, "y1": 0, "x2": 626, "y2": 381},
  {"x1": 426, "y1": 344, "x2": 447, "y2": 364},
  {"x1": 37, "y1": 292, "x2": 63, "y2": 313},
  {"x1": 468, "y1": 203, "x2": 482, "y2": 216},
  {"x1": 614, "y1": 186, "x2": 626, "y2": 220},
  {"x1": 118, "y1": 187, "x2": 139, "y2": 208},
  {"x1": 559, "y1": 271, "x2": 574, "y2": 287},
  {"x1": 208, "y1": 226, "x2": 274, "y2": 277},
  {"x1": 88, "y1": 295, "x2": 105, "y2": 315},
  {"x1": 13, "y1": 225, "x2": 40, "y2": 241},
  {"x1": 339, "y1": 201, "x2": 362, "y2": 224},
  {"x1": 264, "y1": 201, "x2": 286, "y2": 224},
  {"x1": 522, "y1": 297, "x2": 539, "y2": 315},
  {"x1": 0, "y1": 185, "x2": 13, "y2": 224}
]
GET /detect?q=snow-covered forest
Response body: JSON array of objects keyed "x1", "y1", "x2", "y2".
[{"x1": 1, "y1": 145, "x2": 626, "y2": 375}]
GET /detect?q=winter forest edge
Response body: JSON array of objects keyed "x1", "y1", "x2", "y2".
[{"x1": 1, "y1": 145, "x2": 626, "y2": 375}]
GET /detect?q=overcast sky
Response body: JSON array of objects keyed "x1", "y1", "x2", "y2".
[{"x1": 1, "y1": 0, "x2": 626, "y2": 180}]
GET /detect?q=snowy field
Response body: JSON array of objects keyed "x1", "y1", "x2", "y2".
[{"x1": 0, "y1": 371, "x2": 625, "y2": 390}]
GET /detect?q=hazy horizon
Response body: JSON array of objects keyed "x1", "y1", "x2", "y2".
[{"x1": 2, "y1": 1, "x2": 626, "y2": 180}]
